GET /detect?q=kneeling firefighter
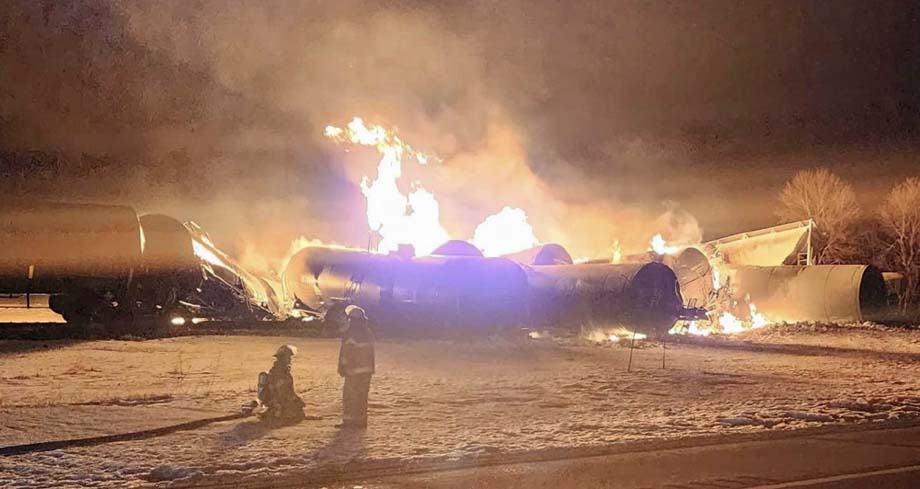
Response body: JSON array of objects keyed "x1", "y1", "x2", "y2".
[
  {"x1": 258, "y1": 344, "x2": 306, "y2": 421},
  {"x1": 336, "y1": 305, "x2": 375, "y2": 428}
]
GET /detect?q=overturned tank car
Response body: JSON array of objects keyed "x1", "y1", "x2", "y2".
[
  {"x1": 727, "y1": 265, "x2": 888, "y2": 324},
  {"x1": 283, "y1": 242, "x2": 530, "y2": 335},
  {"x1": 284, "y1": 242, "x2": 689, "y2": 337},
  {"x1": 523, "y1": 261, "x2": 685, "y2": 337},
  {"x1": 0, "y1": 202, "x2": 284, "y2": 326}
]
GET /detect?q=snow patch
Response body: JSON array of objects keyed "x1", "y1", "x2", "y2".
[{"x1": 145, "y1": 465, "x2": 204, "y2": 482}]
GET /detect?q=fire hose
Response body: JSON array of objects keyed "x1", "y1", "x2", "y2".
[{"x1": 0, "y1": 412, "x2": 249, "y2": 457}]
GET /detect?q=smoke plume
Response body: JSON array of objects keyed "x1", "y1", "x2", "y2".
[{"x1": 2, "y1": 1, "x2": 916, "y2": 274}]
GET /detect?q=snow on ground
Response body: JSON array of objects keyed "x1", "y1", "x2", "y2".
[
  {"x1": 0, "y1": 299, "x2": 65, "y2": 324},
  {"x1": 1, "y1": 323, "x2": 920, "y2": 488}
]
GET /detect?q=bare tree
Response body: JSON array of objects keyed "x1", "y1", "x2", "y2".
[
  {"x1": 879, "y1": 177, "x2": 920, "y2": 311},
  {"x1": 830, "y1": 217, "x2": 890, "y2": 266},
  {"x1": 777, "y1": 168, "x2": 861, "y2": 264}
]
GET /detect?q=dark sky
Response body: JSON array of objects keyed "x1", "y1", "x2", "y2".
[{"x1": 1, "y1": 0, "x2": 918, "y2": 262}]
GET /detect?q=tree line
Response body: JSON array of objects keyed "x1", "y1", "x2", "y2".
[{"x1": 778, "y1": 168, "x2": 920, "y2": 313}]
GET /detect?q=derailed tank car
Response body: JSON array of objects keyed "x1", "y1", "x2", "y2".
[
  {"x1": 503, "y1": 243, "x2": 574, "y2": 266},
  {"x1": 180, "y1": 222, "x2": 286, "y2": 321},
  {"x1": 283, "y1": 243, "x2": 530, "y2": 335},
  {"x1": 727, "y1": 265, "x2": 888, "y2": 323},
  {"x1": 284, "y1": 242, "x2": 687, "y2": 337},
  {"x1": 0, "y1": 202, "x2": 284, "y2": 326},
  {"x1": 136, "y1": 214, "x2": 203, "y2": 318},
  {"x1": 621, "y1": 247, "x2": 715, "y2": 312},
  {"x1": 507, "y1": 244, "x2": 687, "y2": 336},
  {"x1": 524, "y1": 262, "x2": 684, "y2": 337},
  {"x1": 663, "y1": 247, "x2": 715, "y2": 311},
  {"x1": 0, "y1": 202, "x2": 144, "y2": 323}
]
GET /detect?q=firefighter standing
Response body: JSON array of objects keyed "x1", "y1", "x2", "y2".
[
  {"x1": 336, "y1": 305, "x2": 375, "y2": 428},
  {"x1": 258, "y1": 345, "x2": 306, "y2": 422}
]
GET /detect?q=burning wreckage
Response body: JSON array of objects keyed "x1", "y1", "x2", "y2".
[
  {"x1": 0, "y1": 202, "x2": 696, "y2": 336},
  {"x1": 0, "y1": 201, "x2": 892, "y2": 336},
  {"x1": 0, "y1": 202, "x2": 285, "y2": 327},
  {"x1": 282, "y1": 241, "x2": 691, "y2": 336},
  {"x1": 0, "y1": 121, "x2": 895, "y2": 335}
]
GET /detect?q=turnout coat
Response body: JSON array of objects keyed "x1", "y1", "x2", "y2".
[{"x1": 338, "y1": 319, "x2": 375, "y2": 377}]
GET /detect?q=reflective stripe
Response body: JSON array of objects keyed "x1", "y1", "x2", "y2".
[{"x1": 347, "y1": 367, "x2": 374, "y2": 375}]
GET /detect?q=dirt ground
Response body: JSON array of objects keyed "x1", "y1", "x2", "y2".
[{"x1": 1, "y1": 312, "x2": 919, "y2": 488}]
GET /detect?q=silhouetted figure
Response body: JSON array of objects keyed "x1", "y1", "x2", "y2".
[
  {"x1": 336, "y1": 306, "x2": 375, "y2": 429},
  {"x1": 258, "y1": 345, "x2": 306, "y2": 422}
]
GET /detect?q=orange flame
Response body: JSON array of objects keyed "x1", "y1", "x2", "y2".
[
  {"x1": 749, "y1": 303, "x2": 770, "y2": 329},
  {"x1": 327, "y1": 117, "x2": 546, "y2": 257},
  {"x1": 472, "y1": 206, "x2": 539, "y2": 257},
  {"x1": 650, "y1": 233, "x2": 681, "y2": 255},
  {"x1": 611, "y1": 240, "x2": 623, "y2": 264},
  {"x1": 325, "y1": 117, "x2": 448, "y2": 255}
]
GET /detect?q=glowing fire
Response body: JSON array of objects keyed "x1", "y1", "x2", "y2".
[
  {"x1": 712, "y1": 267, "x2": 722, "y2": 290},
  {"x1": 611, "y1": 240, "x2": 623, "y2": 263},
  {"x1": 325, "y1": 117, "x2": 447, "y2": 255},
  {"x1": 608, "y1": 332, "x2": 648, "y2": 342},
  {"x1": 718, "y1": 311, "x2": 745, "y2": 334},
  {"x1": 472, "y1": 206, "x2": 538, "y2": 257},
  {"x1": 326, "y1": 117, "x2": 541, "y2": 257},
  {"x1": 192, "y1": 239, "x2": 227, "y2": 268},
  {"x1": 716, "y1": 303, "x2": 772, "y2": 334},
  {"x1": 749, "y1": 303, "x2": 770, "y2": 329},
  {"x1": 687, "y1": 321, "x2": 711, "y2": 336},
  {"x1": 650, "y1": 234, "x2": 681, "y2": 255},
  {"x1": 325, "y1": 117, "x2": 429, "y2": 165},
  {"x1": 671, "y1": 301, "x2": 772, "y2": 337}
]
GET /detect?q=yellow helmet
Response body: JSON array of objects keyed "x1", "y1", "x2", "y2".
[{"x1": 344, "y1": 305, "x2": 367, "y2": 319}]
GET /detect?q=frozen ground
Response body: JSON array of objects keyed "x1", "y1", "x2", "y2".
[{"x1": 1, "y1": 319, "x2": 919, "y2": 488}]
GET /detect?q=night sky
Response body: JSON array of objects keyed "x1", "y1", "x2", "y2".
[{"x1": 1, "y1": 1, "x2": 918, "y2": 263}]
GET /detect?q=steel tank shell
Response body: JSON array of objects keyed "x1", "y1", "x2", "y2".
[
  {"x1": 282, "y1": 246, "x2": 378, "y2": 311},
  {"x1": 729, "y1": 265, "x2": 887, "y2": 323},
  {"x1": 524, "y1": 262, "x2": 684, "y2": 336},
  {"x1": 663, "y1": 247, "x2": 714, "y2": 310},
  {"x1": 0, "y1": 202, "x2": 142, "y2": 293},
  {"x1": 282, "y1": 246, "x2": 530, "y2": 332},
  {"x1": 136, "y1": 214, "x2": 203, "y2": 309},
  {"x1": 431, "y1": 240, "x2": 484, "y2": 257},
  {"x1": 138, "y1": 214, "x2": 199, "y2": 275},
  {"x1": 184, "y1": 223, "x2": 286, "y2": 319},
  {"x1": 503, "y1": 244, "x2": 574, "y2": 266}
]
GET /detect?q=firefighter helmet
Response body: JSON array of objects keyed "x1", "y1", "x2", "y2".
[
  {"x1": 344, "y1": 305, "x2": 367, "y2": 319},
  {"x1": 274, "y1": 344, "x2": 298, "y2": 358}
]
